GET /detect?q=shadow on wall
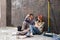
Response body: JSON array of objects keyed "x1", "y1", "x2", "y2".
[{"x1": 43, "y1": 15, "x2": 60, "y2": 34}]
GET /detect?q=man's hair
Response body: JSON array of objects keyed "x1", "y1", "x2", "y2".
[{"x1": 29, "y1": 14, "x2": 33, "y2": 16}]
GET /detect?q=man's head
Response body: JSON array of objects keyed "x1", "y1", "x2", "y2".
[{"x1": 29, "y1": 14, "x2": 34, "y2": 20}]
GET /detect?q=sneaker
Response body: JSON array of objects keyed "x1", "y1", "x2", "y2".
[
  {"x1": 30, "y1": 33, "x2": 33, "y2": 37},
  {"x1": 27, "y1": 33, "x2": 33, "y2": 37},
  {"x1": 19, "y1": 35, "x2": 27, "y2": 39}
]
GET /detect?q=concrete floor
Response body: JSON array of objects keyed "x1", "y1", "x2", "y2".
[{"x1": 0, "y1": 27, "x2": 53, "y2": 40}]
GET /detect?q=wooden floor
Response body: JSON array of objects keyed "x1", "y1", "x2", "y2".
[{"x1": 0, "y1": 27, "x2": 53, "y2": 40}]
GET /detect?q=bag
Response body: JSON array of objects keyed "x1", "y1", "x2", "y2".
[{"x1": 17, "y1": 26, "x2": 22, "y2": 31}]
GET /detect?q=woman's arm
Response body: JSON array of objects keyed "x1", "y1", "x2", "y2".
[{"x1": 35, "y1": 21, "x2": 44, "y2": 28}]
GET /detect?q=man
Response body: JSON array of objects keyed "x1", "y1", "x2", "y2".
[
  {"x1": 22, "y1": 13, "x2": 34, "y2": 30},
  {"x1": 17, "y1": 13, "x2": 35, "y2": 36}
]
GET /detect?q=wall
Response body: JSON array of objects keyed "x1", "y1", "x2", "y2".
[
  {"x1": 0, "y1": 0, "x2": 60, "y2": 33},
  {"x1": 0, "y1": 0, "x2": 6, "y2": 27},
  {"x1": 0, "y1": 0, "x2": 1, "y2": 26},
  {"x1": 50, "y1": 0, "x2": 60, "y2": 34},
  {"x1": 11, "y1": 0, "x2": 48, "y2": 26},
  {"x1": 11, "y1": 0, "x2": 60, "y2": 33}
]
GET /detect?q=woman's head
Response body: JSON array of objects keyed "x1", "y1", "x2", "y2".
[{"x1": 37, "y1": 15, "x2": 43, "y2": 22}]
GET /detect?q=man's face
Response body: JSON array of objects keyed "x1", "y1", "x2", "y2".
[{"x1": 29, "y1": 15, "x2": 34, "y2": 20}]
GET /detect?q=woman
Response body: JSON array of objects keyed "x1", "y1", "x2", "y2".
[{"x1": 29, "y1": 15, "x2": 45, "y2": 35}]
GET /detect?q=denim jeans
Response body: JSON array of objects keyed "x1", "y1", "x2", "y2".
[
  {"x1": 53, "y1": 34, "x2": 60, "y2": 40},
  {"x1": 30, "y1": 25, "x2": 41, "y2": 34},
  {"x1": 26, "y1": 25, "x2": 41, "y2": 36}
]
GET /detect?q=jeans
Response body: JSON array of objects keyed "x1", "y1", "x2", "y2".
[
  {"x1": 53, "y1": 34, "x2": 60, "y2": 40},
  {"x1": 26, "y1": 25, "x2": 41, "y2": 36},
  {"x1": 30, "y1": 25, "x2": 41, "y2": 34}
]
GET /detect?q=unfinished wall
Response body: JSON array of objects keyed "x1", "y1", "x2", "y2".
[
  {"x1": 0, "y1": 0, "x2": 6, "y2": 27},
  {"x1": 6, "y1": 0, "x2": 11, "y2": 26},
  {"x1": 0, "y1": 0, "x2": 60, "y2": 33},
  {"x1": 11, "y1": 0, "x2": 60, "y2": 33},
  {"x1": 0, "y1": 0, "x2": 1, "y2": 26},
  {"x1": 11, "y1": 0, "x2": 48, "y2": 26},
  {"x1": 50, "y1": 0, "x2": 60, "y2": 34}
]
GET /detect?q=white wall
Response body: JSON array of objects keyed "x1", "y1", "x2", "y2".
[
  {"x1": 0, "y1": 0, "x2": 6, "y2": 27},
  {"x1": 0, "y1": 0, "x2": 1, "y2": 26}
]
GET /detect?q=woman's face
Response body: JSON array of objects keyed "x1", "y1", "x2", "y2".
[{"x1": 38, "y1": 17, "x2": 42, "y2": 22}]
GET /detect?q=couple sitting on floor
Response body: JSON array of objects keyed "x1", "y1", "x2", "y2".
[{"x1": 17, "y1": 13, "x2": 45, "y2": 37}]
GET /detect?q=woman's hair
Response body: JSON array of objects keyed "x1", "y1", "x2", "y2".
[
  {"x1": 38, "y1": 15, "x2": 43, "y2": 20},
  {"x1": 37, "y1": 15, "x2": 43, "y2": 22}
]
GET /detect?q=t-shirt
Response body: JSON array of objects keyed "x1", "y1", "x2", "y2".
[
  {"x1": 25, "y1": 18, "x2": 35, "y2": 25},
  {"x1": 35, "y1": 21, "x2": 44, "y2": 32}
]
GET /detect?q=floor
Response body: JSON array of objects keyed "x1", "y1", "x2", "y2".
[{"x1": 0, "y1": 27, "x2": 54, "y2": 40}]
